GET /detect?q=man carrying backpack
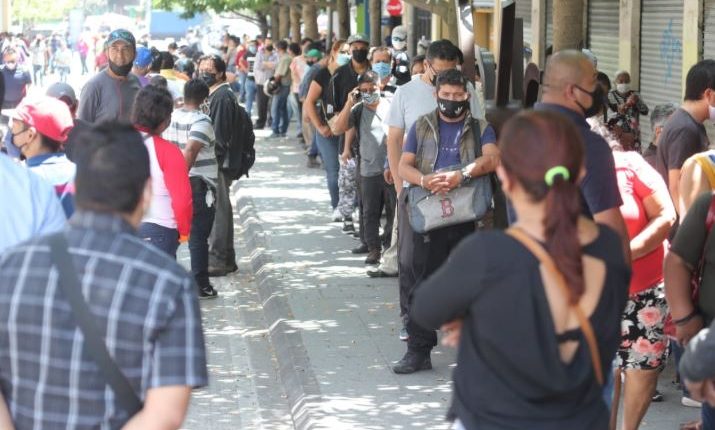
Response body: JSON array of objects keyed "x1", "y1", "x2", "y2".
[{"x1": 197, "y1": 54, "x2": 255, "y2": 277}]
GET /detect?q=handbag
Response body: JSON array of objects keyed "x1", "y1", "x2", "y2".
[
  {"x1": 48, "y1": 233, "x2": 144, "y2": 417},
  {"x1": 407, "y1": 118, "x2": 493, "y2": 234},
  {"x1": 507, "y1": 227, "x2": 604, "y2": 386}
]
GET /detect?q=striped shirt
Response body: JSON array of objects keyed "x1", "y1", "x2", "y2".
[
  {"x1": 0, "y1": 210, "x2": 208, "y2": 429},
  {"x1": 164, "y1": 108, "x2": 218, "y2": 183}
]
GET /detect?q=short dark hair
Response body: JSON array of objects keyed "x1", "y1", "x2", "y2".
[
  {"x1": 150, "y1": 47, "x2": 162, "y2": 72},
  {"x1": 149, "y1": 75, "x2": 168, "y2": 88},
  {"x1": 358, "y1": 70, "x2": 379, "y2": 85},
  {"x1": 131, "y1": 85, "x2": 174, "y2": 132},
  {"x1": 168, "y1": 42, "x2": 178, "y2": 50},
  {"x1": 684, "y1": 60, "x2": 715, "y2": 101},
  {"x1": 596, "y1": 71, "x2": 611, "y2": 92},
  {"x1": 276, "y1": 40, "x2": 288, "y2": 51},
  {"x1": 435, "y1": 69, "x2": 468, "y2": 93},
  {"x1": 39, "y1": 134, "x2": 63, "y2": 152},
  {"x1": 184, "y1": 79, "x2": 210, "y2": 105},
  {"x1": 159, "y1": 51, "x2": 174, "y2": 69},
  {"x1": 426, "y1": 39, "x2": 460, "y2": 62},
  {"x1": 198, "y1": 54, "x2": 227, "y2": 76},
  {"x1": 288, "y1": 42, "x2": 301, "y2": 56},
  {"x1": 301, "y1": 37, "x2": 313, "y2": 45},
  {"x1": 412, "y1": 54, "x2": 425, "y2": 68},
  {"x1": 74, "y1": 122, "x2": 150, "y2": 214}
]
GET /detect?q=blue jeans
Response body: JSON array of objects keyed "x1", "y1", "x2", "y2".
[
  {"x1": 288, "y1": 93, "x2": 302, "y2": 134},
  {"x1": 245, "y1": 78, "x2": 257, "y2": 119},
  {"x1": 238, "y1": 72, "x2": 247, "y2": 101},
  {"x1": 315, "y1": 133, "x2": 340, "y2": 208},
  {"x1": 704, "y1": 403, "x2": 715, "y2": 430},
  {"x1": 271, "y1": 85, "x2": 290, "y2": 135},
  {"x1": 189, "y1": 177, "x2": 216, "y2": 289},
  {"x1": 138, "y1": 222, "x2": 179, "y2": 258},
  {"x1": 308, "y1": 128, "x2": 319, "y2": 157}
]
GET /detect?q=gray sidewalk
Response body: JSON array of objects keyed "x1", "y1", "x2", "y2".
[{"x1": 185, "y1": 128, "x2": 701, "y2": 429}]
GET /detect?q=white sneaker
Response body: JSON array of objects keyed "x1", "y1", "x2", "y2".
[
  {"x1": 332, "y1": 208, "x2": 342, "y2": 222},
  {"x1": 681, "y1": 396, "x2": 703, "y2": 408}
]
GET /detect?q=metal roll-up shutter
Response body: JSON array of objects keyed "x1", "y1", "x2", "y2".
[
  {"x1": 587, "y1": 0, "x2": 619, "y2": 79},
  {"x1": 546, "y1": 0, "x2": 553, "y2": 49},
  {"x1": 516, "y1": 0, "x2": 532, "y2": 47},
  {"x1": 703, "y1": 0, "x2": 715, "y2": 141},
  {"x1": 639, "y1": 0, "x2": 683, "y2": 144}
]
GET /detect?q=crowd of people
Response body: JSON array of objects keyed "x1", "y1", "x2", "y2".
[{"x1": 4, "y1": 20, "x2": 715, "y2": 430}]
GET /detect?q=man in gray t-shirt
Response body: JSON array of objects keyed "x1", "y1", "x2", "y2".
[
  {"x1": 78, "y1": 29, "x2": 141, "y2": 123},
  {"x1": 341, "y1": 72, "x2": 396, "y2": 265}
]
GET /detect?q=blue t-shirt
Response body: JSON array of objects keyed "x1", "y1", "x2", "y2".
[
  {"x1": 1, "y1": 66, "x2": 31, "y2": 107},
  {"x1": 404, "y1": 118, "x2": 496, "y2": 171}
]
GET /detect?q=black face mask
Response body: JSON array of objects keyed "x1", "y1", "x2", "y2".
[
  {"x1": 437, "y1": 97, "x2": 469, "y2": 119},
  {"x1": 574, "y1": 84, "x2": 605, "y2": 118},
  {"x1": 109, "y1": 61, "x2": 133, "y2": 77},
  {"x1": 352, "y1": 48, "x2": 369, "y2": 63},
  {"x1": 201, "y1": 73, "x2": 218, "y2": 87}
]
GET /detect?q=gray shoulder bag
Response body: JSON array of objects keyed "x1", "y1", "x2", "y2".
[
  {"x1": 48, "y1": 233, "x2": 144, "y2": 417},
  {"x1": 407, "y1": 119, "x2": 493, "y2": 234}
]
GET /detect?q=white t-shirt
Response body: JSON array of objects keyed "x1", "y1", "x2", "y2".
[{"x1": 141, "y1": 133, "x2": 176, "y2": 229}]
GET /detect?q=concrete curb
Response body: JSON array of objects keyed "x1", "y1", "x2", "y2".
[{"x1": 235, "y1": 194, "x2": 324, "y2": 430}]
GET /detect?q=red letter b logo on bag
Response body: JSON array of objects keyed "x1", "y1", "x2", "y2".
[{"x1": 440, "y1": 198, "x2": 454, "y2": 218}]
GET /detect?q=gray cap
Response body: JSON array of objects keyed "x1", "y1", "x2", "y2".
[
  {"x1": 347, "y1": 33, "x2": 369, "y2": 45},
  {"x1": 46, "y1": 82, "x2": 77, "y2": 105}
]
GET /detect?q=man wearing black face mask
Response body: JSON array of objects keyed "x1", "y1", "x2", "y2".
[
  {"x1": 536, "y1": 50, "x2": 629, "y2": 260},
  {"x1": 78, "y1": 29, "x2": 141, "y2": 123},
  {"x1": 197, "y1": 54, "x2": 255, "y2": 277},
  {"x1": 331, "y1": 33, "x2": 371, "y2": 119},
  {"x1": 391, "y1": 69, "x2": 499, "y2": 374}
]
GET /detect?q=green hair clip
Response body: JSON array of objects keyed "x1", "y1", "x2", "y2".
[{"x1": 544, "y1": 166, "x2": 570, "y2": 187}]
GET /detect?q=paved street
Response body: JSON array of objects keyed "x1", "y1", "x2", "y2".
[{"x1": 179, "y1": 126, "x2": 703, "y2": 429}]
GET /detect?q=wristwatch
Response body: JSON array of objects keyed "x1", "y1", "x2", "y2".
[{"x1": 460, "y1": 167, "x2": 472, "y2": 183}]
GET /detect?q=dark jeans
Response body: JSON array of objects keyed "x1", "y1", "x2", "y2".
[
  {"x1": 208, "y1": 169, "x2": 237, "y2": 269},
  {"x1": 704, "y1": 403, "x2": 715, "y2": 430},
  {"x1": 138, "y1": 222, "x2": 179, "y2": 258},
  {"x1": 189, "y1": 177, "x2": 216, "y2": 288},
  {"x1": 360, "y1": 174, "x2": 396, "y2": 250},
  {"x1": 271, "y1": 85, "x2": 290, "y2": 135},
  {"x1": 256, "y1": 84, "x2": 270, "y2": 128},
  {"x1": 398, "y1": 190, "x2": 475, "y2": 352}
]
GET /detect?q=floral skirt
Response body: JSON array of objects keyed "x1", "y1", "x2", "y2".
[{"x1": 616, "y1": 282, "x2": 670, "y2": 370}]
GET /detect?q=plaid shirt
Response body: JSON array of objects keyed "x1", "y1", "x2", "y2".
[{"x1": 0, "y1": 210, "x2": 208, "y2": 429}]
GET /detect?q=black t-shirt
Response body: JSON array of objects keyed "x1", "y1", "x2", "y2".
[
  {"x1": 412, "y1": 225, "x2": 629, "y2": 430},
  {"x1": 656, "y1": 108, "x2": 710, "y2": 186},
  {"x1": 330, "y1": 62, "x2": 360, "y2": 112}
]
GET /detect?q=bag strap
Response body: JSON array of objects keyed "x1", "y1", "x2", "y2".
[
  {"x1": 48, "y1": 233, "x2": 144, "y2": 416},
  {"x1": 470, "y1": 117, "x2": 482, "y2": 159},
  {"x1": 506, "y1": 228, "x2": 604, "y2": 386},
  {"x1": 694, "y1": 155, "x2": 715, "y2": 190}
]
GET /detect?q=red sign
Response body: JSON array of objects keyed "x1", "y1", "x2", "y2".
[{"x1": 386, "y1": 0, "x2": 403, "y2": 17}]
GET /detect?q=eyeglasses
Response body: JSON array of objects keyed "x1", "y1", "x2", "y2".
[
  {"x1": 392, "y1": 36, "x2": 406, "y2": 42},
  {"x1": 11, "y1": 127, "x2": 30, "y2": 138}
]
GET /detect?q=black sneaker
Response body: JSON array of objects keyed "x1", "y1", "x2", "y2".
[
  {"x1": 199, "y1": 285, "x2": 219, "y2": 299},
  {"x1": 342, "y1": 221, "x2": 355, "y2": 233},
  {"x1": 652, "y1": 389, "x2": 664, "y2": 402},
  {"x1": 399, "y1": 327, "x2": 409, "y2": 341},
  {"x1": 392, "y1": 351, "x2": 431, "y2": 374}
]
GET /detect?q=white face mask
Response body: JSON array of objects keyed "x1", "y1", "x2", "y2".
[
  {"x1": 616, "y1": 83, "x2": 630, "y2": 94},
  {"x1": 709, "y1": 104, "x2": 715, "y2": 121}
]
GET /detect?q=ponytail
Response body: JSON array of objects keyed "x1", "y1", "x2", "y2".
[{"x1": 543, "y1": 176, "x2": 584, "y2": 304}]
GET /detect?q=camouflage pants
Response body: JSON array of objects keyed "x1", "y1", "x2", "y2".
[{"x1": 337, "y1": 160, "x2": 357, "y2": 219}]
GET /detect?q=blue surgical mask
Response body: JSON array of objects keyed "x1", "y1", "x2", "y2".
[
  {"x1": 249, "y1": 46, "x2": 257, "y2": 54},
  {"x1": 337, "y1": 53, "x2": 351, "y2": 66},
  {"x1": 372, "y1": 62, "x2": 391, "y2": 79}
]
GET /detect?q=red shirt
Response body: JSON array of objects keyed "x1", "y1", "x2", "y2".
[{"x1": 614, "y1": 151, "x2": 668, "y2": 295}]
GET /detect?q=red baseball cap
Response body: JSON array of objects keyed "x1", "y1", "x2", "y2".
[{"x1": 12, "y1": 96, "x2": 74, "y2": 143}]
